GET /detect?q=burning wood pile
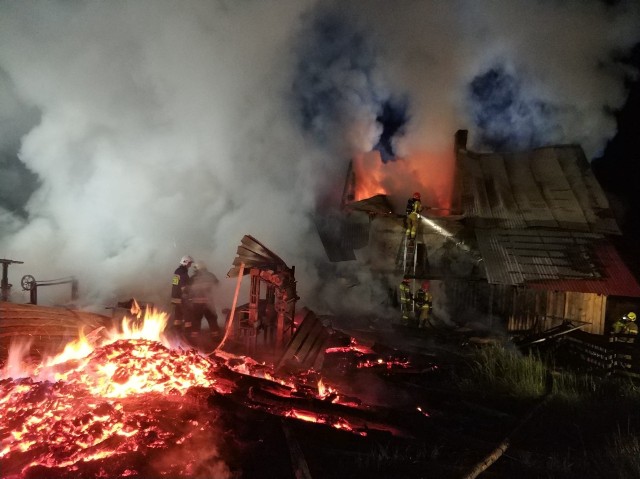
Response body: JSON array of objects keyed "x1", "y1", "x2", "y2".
[{"x1": 1, "y1": 304, "x2": 439, "y2": 478}]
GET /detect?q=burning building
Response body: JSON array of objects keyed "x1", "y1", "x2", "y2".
[
  {"x1": 1, "y1": 129, "x2": 639, "y2": 476},
  {"x1": 327, "y1": 130, "x2": 640, "y2": 340}
]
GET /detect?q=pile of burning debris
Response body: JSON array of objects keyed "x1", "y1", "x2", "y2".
[{"x1": 0, "y1": 306, "x2": 444, "y2": 479}]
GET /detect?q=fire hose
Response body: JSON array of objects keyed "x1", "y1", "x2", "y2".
[{"x1": 215, "y1": 262, "x2": 245, "y2": 352}]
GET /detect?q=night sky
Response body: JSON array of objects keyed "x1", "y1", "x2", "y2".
[
  {"x1": 592, "y1": 43, "x2": 640, "y2": 277},
  {"x1": 1, "y1": 1, "x2": 639, "y2": 310}
]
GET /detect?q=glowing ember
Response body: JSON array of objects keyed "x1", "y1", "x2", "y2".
[
  {"x1": 284, "y1": 409, "x2": 365, "y2": 436},
  {"x1": 0, "y1": 308, "x2": 235, "y2": 478},
  {"x1": 357, "y1": 357, "x2": 411, "y2": 369},
  {"x1": 324, "y1": 339, "x2": 417, "y2": 372},
  {"x1": 52, "y1": 339, "x2": 223, "y2": 398},
  {"x1": 0, "y1": 307, "x2": 377, "y2": 478},
  {"x1": 317, "y1": 378, "x2": 339, "y2": 403}
]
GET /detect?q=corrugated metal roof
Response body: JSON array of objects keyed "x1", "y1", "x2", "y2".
[
  {"x1": 476, "y1": 229, "x2": 640, "y2": 297},
  {"x1": 458, "y1": 144, "x2": 620, "y2": 234},
  {"x1": 527, "y1": 242, "x2": 640, "y2": 297},
  {"x1": 476, "y1": 229, "x2": 604, "y2": 286}
]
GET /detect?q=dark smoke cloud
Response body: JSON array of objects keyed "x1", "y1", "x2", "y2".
[
  {"x1": 0, "y1": 0, "x2": 638, "y2": 316},
  {"x1": 469, "y1": 66, "x2": 565, "y2": 151}
]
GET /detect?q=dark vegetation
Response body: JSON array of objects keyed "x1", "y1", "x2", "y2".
[{"x1": 272, "y1": 330, "x2": 640, "y2": 479}]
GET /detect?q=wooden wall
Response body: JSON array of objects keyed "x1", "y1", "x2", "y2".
[
  {"x1": 504, "y1": 288, "x2": 606, "y2": 335},
  {"x1": 443, "y1": 281, "x2": 607, "y2": 335},
  {"x1": 0, "y1": 301, "x2": 112, "y2": 363}
]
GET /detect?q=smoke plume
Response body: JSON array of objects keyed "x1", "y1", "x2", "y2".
[{"x1": 0, "y1": 0, "x2": 638, "y2": 315}]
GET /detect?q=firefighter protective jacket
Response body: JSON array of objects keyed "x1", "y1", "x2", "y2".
[
  {"x1": 406, "y1": 198, "x2": 422, "y2": 216},
  {"x1": 188, "y1": 269, "x2": 219, "y2": 306},
  {"x1": 399, "y1": 282, "x2": 412, "y2": 303},
  {"x1": 171, "y1": 264, "x2": 190, "y2": 302},
  {"x1": 415, "y1": 288, "x2": 432, "y2": 307}
]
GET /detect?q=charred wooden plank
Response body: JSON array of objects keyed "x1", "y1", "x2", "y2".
[{"x1": 276, "y1": 309, "x2": 329, "y2": 372}]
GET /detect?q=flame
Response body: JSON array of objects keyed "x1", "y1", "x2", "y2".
[
  {"x1": 351, "y1": 149, "x2": 455, "y2": 213},
  {"x1": 284, "y1": 409, "x2": 366, "y2": 436},
  {"x1": 129, "y1": 298, "x2": 141, "y2": 316},
  {"x1": 317, "y1": 378, "x2": 340, "y2": 403},
  {"x1": 0, "y1": 307, "x2": 401, "y2": 477},
  {"x1": 40, "y1": 329, "x2": 95, "y2": 370},
  {"x1": 0, "y1": 308, "x2": 230, "y2": 477},
  {"x1": 318, "y1": 378, "x2": 326, "y2": 396}
]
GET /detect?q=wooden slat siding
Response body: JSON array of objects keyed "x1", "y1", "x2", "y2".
[
  {"x1": 595, "y1": 293, "x2": 606, "y2": 335},
  {"x1": 506, "y1": 289, "x2": 606, "y2": 334},
  {"x1": 276, "y1": 310, "x2": 329, "y2": 371},
  {"x1": 291, "y1": 321, "x2": 328, "y2": 369},
  {"x1": 588, "y1": 293, "x2": 606, "y2": 335},
  {"x1": 241, "y1": 235, "x2": 286, "y2": 265},
  {"x1": 228, "y1": 235, "x2": 289, "y2": 278},
  {"x1": 566, "y1": 332, "x2": 640, "y2": 378},
  {"x1": 233, "y1": 249, "x2": 268, "y2": 265},
  {"x1": 566, "y1": 333, "x2": 615, "y2": 372},
  {"x1": 0, "y1": 302, "x2": 111, "y2": 361},
  {"x1": 543, "y1": 292, "x2": 605, "y2": 335},
  {"x1": 508, "y1": 288, "x2": 537, "y2": 332},
  {"x1": 445, "y1": 280, "x2": 489, "y2": 325},
  {"x1": 283, "y1": 315, "x2": 315, "y2": 357},
  {"x1": 531, "y1": 149, "x2": 589, "y2": 230},
  {"x1": 506, "y1": 152, "x2": 556, "y2": 227},
  {"x1": 611, "y1": 336, "x2": 640, "y2": 379},
  {"x1": 288, "y1": 316, "x2": 321, "y2": 359}
]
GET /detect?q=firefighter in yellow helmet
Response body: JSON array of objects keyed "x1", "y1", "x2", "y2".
[
  {"x1": 405, "y1": 192, "x2": 423, "y2": 239},
  {"x1": 398, "y1": 278, "x2": 413, "y2": 325},
  {"x1": 415, "y1": 280, "x2": 433, "y2": 329},
  {"x1": 611, "y1": 311, "x2": 638, "y2": 335}
]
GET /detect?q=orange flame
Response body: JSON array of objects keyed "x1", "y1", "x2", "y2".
[{"x1": 351, "y1": 149, "x2": 455, "y2": 213}]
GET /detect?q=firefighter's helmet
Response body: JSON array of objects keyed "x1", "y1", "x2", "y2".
[
  {"x1": 193, "y1": 261, "x2": 207, "y2": 272},
  {"x1": 413, "y1": 192, "x2": 421, "y2": 200},
  {"x1": 180, "y1": 255, "x2": 194, "y2": 266},
  {"x1": 421, "y1": 280, "x2": 430, "y2": 291},
  {"x1": 627, "y1": 312, "x2": 637, "y2": 321}
]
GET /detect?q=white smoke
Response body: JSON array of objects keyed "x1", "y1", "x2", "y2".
[{"x1": 0, "y1": 0, "x2": 638, "y2": 314}]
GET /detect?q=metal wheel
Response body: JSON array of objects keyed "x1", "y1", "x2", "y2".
[{"x1": 21, "y1": 274, "x2": 36, "y2": 291}]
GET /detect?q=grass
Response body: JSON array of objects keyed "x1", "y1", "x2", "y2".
[
  {"x1": 604, "y1": 426, "x2": 640, "y2": 479},
  {"x1": 457, "y1": 345, "x2": 548, "y2": 399},
  {"x1": 355, "y1": 441, "x2": 440, "y2": 475},
  {"x1": 454, "y1": 343, "x2": 640, "y2": 478}
]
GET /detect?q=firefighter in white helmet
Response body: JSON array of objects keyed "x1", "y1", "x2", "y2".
[
  {"x1": 170, "y1": 255, "x2": 193, "y2": 337},
  {"x1": 185, "y1": 261, "x2": 221, "y2": 347}
]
